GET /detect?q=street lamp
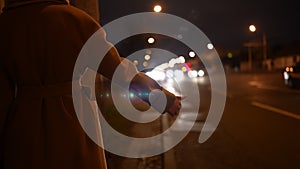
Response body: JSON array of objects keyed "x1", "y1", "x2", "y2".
[
  {"x1": 249, "y1": 24, "x2": 256, "y2": 32},
  {"x1": 153, "y1": 5, "x2": 162, "y2": 12},
  {"x1": 147, "y1": 37, "x2": 155, "y2": 44}
]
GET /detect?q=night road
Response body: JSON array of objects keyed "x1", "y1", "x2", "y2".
[
  {"x1": 106, "y1": 71, "x2": 300, "y2": 169},
  {"x1": 169, "y1": 71, "x2": 300, "y2": 169}
]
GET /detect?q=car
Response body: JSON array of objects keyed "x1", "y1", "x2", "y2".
[{"x1": 283, "y1": 62, "x2": 300, "y2": 88}]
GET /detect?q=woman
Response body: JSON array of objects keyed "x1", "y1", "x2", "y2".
[{"x1": 0, "y1": 0, "x2": 181, "y2": 169}]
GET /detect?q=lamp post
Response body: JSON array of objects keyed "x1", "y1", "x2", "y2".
[
  {"x1": 244, "y1": 25, "x2": 255, "y2": 71},
  {"x1": 262, "y1": 33, "x2": 267, "y2": 61},
  {"x1": 245, "y1": 24, "x2": 268, "y2": 71},
  {"x1": 249, "y1": 24, "x2": 267, "y2": 60}
]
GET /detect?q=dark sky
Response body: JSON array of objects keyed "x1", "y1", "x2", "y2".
[{"x1": 99, "y1": 0, "x2": 300, "y2": 50}]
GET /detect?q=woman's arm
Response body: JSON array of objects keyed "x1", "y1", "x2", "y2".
[
  {"x1": 79, "y1": 17, "x2": 181, "y2": 115},
  {"x1": 97, "y1": 42, "x2": 181, "y2": 115}
]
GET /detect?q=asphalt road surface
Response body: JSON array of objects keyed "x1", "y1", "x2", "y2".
[
  {"x1": 170, "y1": 71, "x2": 300, "y2": 169},
  {"x1": 105, "y1": 71, "x2": 300, "y2": 169}
]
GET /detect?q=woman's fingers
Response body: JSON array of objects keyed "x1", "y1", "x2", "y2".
[{"x1": 166, "y1": 97, "x2": 182, "y2": 116}]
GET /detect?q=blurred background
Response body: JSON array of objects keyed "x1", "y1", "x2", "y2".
[{"x1": 1, "y1": 0, "x2": 300, "y2": 169}]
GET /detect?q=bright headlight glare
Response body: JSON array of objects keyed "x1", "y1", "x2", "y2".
[
  {"x1": 283, "y1": 72, "x2": 289, "y2": 80},
  {"x1": 198, "y1": 70, "x2": 205, "y2": 77},
  {"x1": 285, "y1": 67, "x2": 289, "y2": 72}
]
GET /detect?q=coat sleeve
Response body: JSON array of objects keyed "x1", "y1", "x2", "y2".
[{"x1": 96, "y1": 31, "x2": 176, "y2": 113}]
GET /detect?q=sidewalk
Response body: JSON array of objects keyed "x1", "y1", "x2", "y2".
[
  {"x1": 99, "y1": 94, "x2": 163, "y2": 169},
  {"x1": 104, "y1": 111, "x2": 164, "y2": 169}
]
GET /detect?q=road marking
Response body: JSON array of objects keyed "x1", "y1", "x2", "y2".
[
  {"x1": 249, "y1": 80, "x2": 300, "y2": 94},
  {"x1": 256, "y1": 85, "x2": 279, "y2": 91},
  {"x1": 251, "y1": 101, "x2": 300, "y2": 120}
]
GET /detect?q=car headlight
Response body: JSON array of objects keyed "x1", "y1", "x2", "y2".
[
  {"x1": 283, "y1": 71, "x2": 289, "y2": 80},
  {"x1": 285, "y1": 67, "x2": 294, "y2": 73}
]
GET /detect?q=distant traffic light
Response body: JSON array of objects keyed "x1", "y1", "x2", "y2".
[{"x1": 227, "y1": 52, "x2": 233, "y2": 59}]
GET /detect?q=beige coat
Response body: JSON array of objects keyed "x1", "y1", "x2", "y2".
[
  {"x1": 0, "y1": 1, "x2": 177, "y2": 169},
  {"x1": 0, "y1": 1, "x2": 109, "y2": 169}
]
